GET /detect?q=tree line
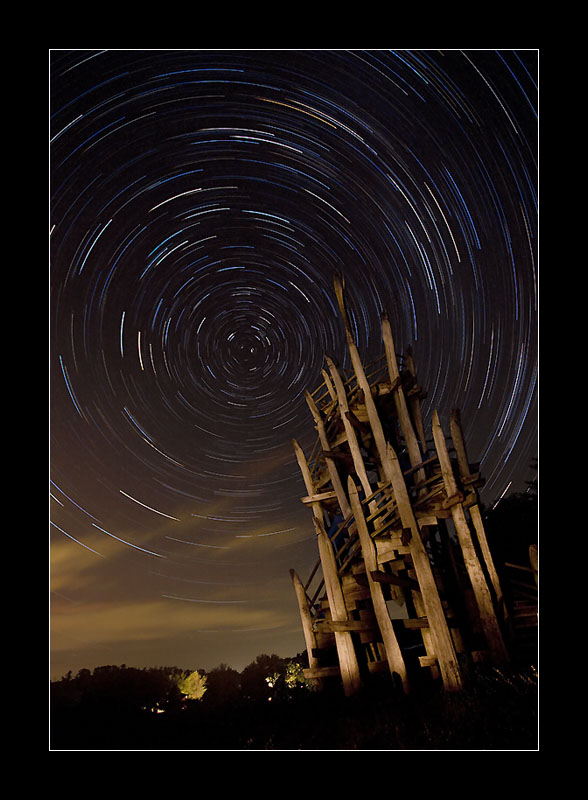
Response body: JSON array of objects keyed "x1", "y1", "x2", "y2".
[
  {"x1": 50, "y1": 480, "x2": 538, "y2": 728},
  {"x1": 50, "y1": 652, "x2": 311, "y2": 715}
]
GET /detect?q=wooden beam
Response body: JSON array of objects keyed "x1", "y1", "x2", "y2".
[
  {"x1": 314, "y1": 514, "x2": 363, "y2": 696},
  {"x1": 450, "y1": 408, "x2": 506, "y2": 617},
  {"x1": 381, "y1": 314, "x2": 425, "y2": 478},
  {"x1": 292, "y1": 438, "x2": 320, "y2": 502},
  {"x1": 292, "y1": 437, "x2": 362, "y2": 696},
  {"x1": 321, "y1": 368, "x2": 338, "y2": 404},
  {"x1": 315, "y1": 619, "x2": 375, "y2": 633},
  {"x1": 348, "y1": 477, "x2": 409, "y2": 692},
  {"x1": 326, "y1": 356, "x2": 374, "y2": 501},
  {"x1": 384, "y1": 442, "x2": 464, "y2": 690},
  {"x1": 301, "y1": 490, "x2": 338, "y2": 504},
  {"x1": 305, "y1": 390, "x2": 351, "y2": 518},
  {"x1": 433, "y1": 411, "x2": 509, "y2": 665},
  {"x1": 404, "y1": 347, "x2": 428, "y2": 458},
  {"x1": 303, "y1": 666, "x2": 341, "y2": 679},
  {"x1": 289, "y1": 569, "x2": 323, "y2": 689},
  {"x1": 370, "y1": 570, "x2": 420, "y2": 592}
]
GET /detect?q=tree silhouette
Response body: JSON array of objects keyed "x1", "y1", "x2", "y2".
[
  {"x1": 202, "y1": 663, "x2": 241, "y2": 707},
  {"x1": 240, "y1": 653, "x2": 286, "y2": 702}
]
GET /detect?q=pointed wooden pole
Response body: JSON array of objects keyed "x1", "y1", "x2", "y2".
[
  {"x1": 381, "y1": 314, "x2": 425, "y2": 481},
  {"x1": 432, "y1": 411, "x2": 509, "y2": 664},
  {"x1": 404, "y1": 347, "x2": 428, "y2": 458},
  {"x1": 384, "y1": 442, "x2": 463, "y2": 690},
  {"x1": 292, "y1": 438, "x2": 362, "y2": 696},
  {"x1": 305, "y1": 390, "x2": 351, "y2": 518},
  {"x1": 313, "y1": 515, "x2": 362, "y2": 696},
  {"x1": 325, "y1": 356, "x2": 373, "y2": 500},
  {"x1": 334, "y1": 274, "x2": 398, "y2": 477},
  {"x1": 348, "y1": 477, "x2": 409, "y2": 692},
  {"x1": 449, "y1": 408, "x2": 505, "y2": 617},
  {"x1": 289, "y1": 569, "x2": 323, "y2": 690},
  {"x1": 333, "y1": 271, "x2": 353, "y2": 334},
  {"x1": 321, "y1": 368, "x2": 338, "y2": 405}
]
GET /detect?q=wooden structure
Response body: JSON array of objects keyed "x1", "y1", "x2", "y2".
[{"x1": 289, "y1": 275, "x2": 511, "y2": 696}]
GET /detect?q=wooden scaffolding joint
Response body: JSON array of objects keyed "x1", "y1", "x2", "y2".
[
  {"x1": 384, "y1": 442, "x2": 463, "y2": 691},
  {"x1": 348, "y1": 476, "x2": 410, "y2": 693}
]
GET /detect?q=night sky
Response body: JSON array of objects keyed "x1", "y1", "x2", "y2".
[{"x1": 50, "y1": 49, "x2": 538, "y2": 680}]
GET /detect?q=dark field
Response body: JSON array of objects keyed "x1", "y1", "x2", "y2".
[{"x1": 50, "y1": 664, "x2": 538, "y2": 751}]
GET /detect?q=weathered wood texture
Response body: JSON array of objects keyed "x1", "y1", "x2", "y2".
[
  {"x1": 348, "y1": 477, "x2": 409, "y2": 691},
  {"x1": 432, "y1": 412, "x2": 509, "y2": 665},
  {"x1": 289, "y1": 277, "x2": 513, "y2": 696},
  {"x1": 292, "y1": 438, "x2": 362, "y2": 696}
]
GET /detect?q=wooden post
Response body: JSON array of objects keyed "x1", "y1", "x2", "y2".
[
  {"x1": 289, "y1": 569, "x2": 323, "y2": 690},
  {"x1": 333, "y1": 272, "x2": 353, "y2": 334},
  {"x1": 449, "y1": 408, "x2": 505, "y2": 614},
  {"x1": 384, "y1": 443, "x2": 463, "y2": 690},
  {"x1": 305, "y1": 390, "x2": 351, "y2": 518},
  {"x1": 348, "y1": 477, "x2": 409, "y2": 692},
  {"x1": 432, "y1": 411, "x2": 509, "y2": 664},
  {"x1": 314, "y1": 515, "x2": 362, "y2": 696},
  {"x1": 325, "y1": 356, "x2": 374, "y2": 500},
  {"x1": 334, "y1": 274, "x2": 422, "y2": 483},
  {"x1": 404, "y1": 347, "x2": 428, "y2": 457},
  {"x1": 292, "y1": 438, "x2": 362, "y2": 696},
  {"x1": 321, "y1": 368, "x2": 338, "y2": 405},
  {"x1": 381, "y1": 314, "x2": 424, "y2": 477}
]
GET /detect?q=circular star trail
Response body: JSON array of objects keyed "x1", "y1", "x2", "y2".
[{"x1": 50, "y1": 49, "x2": 538, "y2": 674}]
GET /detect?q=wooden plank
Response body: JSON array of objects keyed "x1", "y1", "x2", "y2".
[
  {"x1": 315, "y1": 619, "x2": 375, "y2": 633},
  {"x1": 403, "y1": 618, "x2": 429, "y2": 629},
  {"x1": 375, "y1": 539, "x2": 403, "y2": 564},
  {"x1": 442, "y1": 492, "x2": 465, "y2": 509},
  {"x1": 303, "y1": 666, "x2": 341, "y2": 679},
  {"x1": 402, "y1": 617, "x2": 458, "y2": 629},
  {"x1": 370, "y1": 569, "x2": 420, "y2": 592},
  {"x1": 367, "y1": 660, "x2": 389, "y2": 673},
  {"x1": 300, "y1": 490, "x2": 338, "y2": 504}
]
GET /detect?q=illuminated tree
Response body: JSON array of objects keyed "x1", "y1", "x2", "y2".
[{"x1": 177, "y1": 669, "x2": 207, "y2": 700}]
